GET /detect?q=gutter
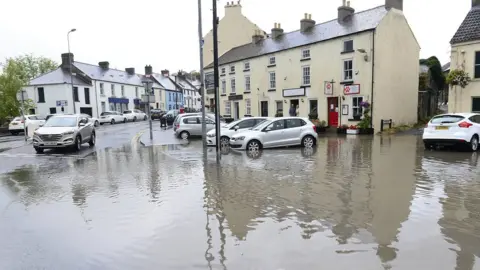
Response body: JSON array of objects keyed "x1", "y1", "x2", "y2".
[{"x1": 370, "y1": 29, "x2": 375, "y2": 129}]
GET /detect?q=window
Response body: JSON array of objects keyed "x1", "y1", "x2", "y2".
[
  {"x1": 231, "y1": 78, "x2": 236, "y2": 93},
  {"x1": 475, "y1": 51, "x2": 480, "y2": 79},
  {"x1": 244, "y1": 62, "x2": 250, "y2": 70},
  {"x1": 156, "y1": 103, "x2": 159, "y2": 109},
  {"x1": 121, "y1": 85, "x2": 125, "y2": 96},
  {"x1": 245, "y1": 76, "x2": 251, "y2": 91},
  {"x1": 169, "y1": 93, "x2": 172, "y2": 101},
  {"x1": 276, "y1": 101, "x2": 283, "y2": 113},
  {"x1": 237, "y1": 119, "x2": 256, "y2": 129},
  {"x1": 101, "y1": 102, "x2": 106, "y2": 112},
  {"x1": 343, "y1": 40, "x2": 354, "y2": 52},
  {"x1": 472, "y1": 97, "x2": 480, "y2": 112},
  {"x1": 111, "y1": 84, "x2": 115, "y2": 96},
  {"x1": 100, "y1": 83, "x2": 105, "y2": 95},
  {"x1": 269, "y1": 72, "x2": 276, "y2": 89},
  {"x1": 37, "y1": 87, "x2": 45, "y2": 103},
  {"x1": 221, "y1": 80, "x2": 226, "y2": 94},
  {"x1": 286, "y1": 118, "x2": 306, "y2": 128},
  {"x1": 302, "y1": 66, "x2": 311, "y2": 85},
  {"x1": 269, "y1": 56, "x2": 276, "y2": 65},
  {"x1": 309, "y1": 99, "x2": 318, "y2": 115},
  {"x1": 302, "y1": 48, "x2": 310, "y2": 59},
  {"x1": 49, "y1": 107, "x2": 57, "y2": 114},
  {"x1": 84, "y1": 88, "x2": 90, "y2": 104},
  {"x1": 352, "y1": 96, "x2": 364, "y2": 117},
  {"x1": 230, "y1": 65, "x2": 235, "y2": 73},
  {"x1": 343, "y1": 60, "x2": 353, "y2": 81},
  {"x1": 265, "y1": 120, "x2": 285, "y2": 131},
  {"x1": 245, "y1": 98, "x2": 251, "y2": 115},
  {"x1": 135, "y1": 87, "x2": 139, "y2": 98},
  {"x1": 221, "y1": 67, "x2": 225, "y2": 75},
  {"x1": 224, "y1": 101, "x2": 231, "y2": 115},
  {"x1": 73, "y1": 87, "x2": 79, "y2": 102}
]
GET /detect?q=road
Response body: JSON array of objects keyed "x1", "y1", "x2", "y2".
[{"x1": 1, "y1": 126, "x2": 480, "y2": 269}]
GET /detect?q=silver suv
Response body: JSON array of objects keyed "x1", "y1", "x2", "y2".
[{"x1": 32, "y1": 114, "x2": 96, "y2": 154}]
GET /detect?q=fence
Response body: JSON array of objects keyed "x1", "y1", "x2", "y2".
[{"x1": 418, "y1": 91, "x2": 438, "y2": 120}]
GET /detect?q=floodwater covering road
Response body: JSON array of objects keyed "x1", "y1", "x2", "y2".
[{"x1": 0, "y1": 133, "x2": 480, "y2": 270}]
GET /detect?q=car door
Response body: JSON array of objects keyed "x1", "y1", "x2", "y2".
[
  {"x1": 262, "y1": 119, "x2": 286, "y2": 148},
  {"x1": 469, "y1": 114, "x2": 480, "y2": 136},
  {"x1": 115, "y1": 112, "x2": 124, "y2": 122},
  {"x1": 203, "y1": 117, "x2": 216, "y2": 133},
  {"x1": 284, "y1": 118, "x2": 306, "y2": 145},
  {"x1": 79, "y1": 117, "x2": 91, "y2": 142}
]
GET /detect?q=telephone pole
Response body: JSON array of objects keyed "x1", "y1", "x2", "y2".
[
  {"x1": 198, "y1": 0, "x2": 207, "y2": 147},
  {"x1": 212, "y1": 0, "x2": 221, "y2": 156}
]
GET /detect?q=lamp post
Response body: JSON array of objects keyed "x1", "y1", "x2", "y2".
[
  {"x1": 212, "y1": 0, "x2": 221, "y2": 156},
  {"x1": 142, "y1": 77, "x2": 154, "y2": 140},
  {"x1": 67, "y1": 28, "x2": 76, "y2": 114},
  {"x1": 197, "y1": 0, "x2": 207, "y2": 147}
]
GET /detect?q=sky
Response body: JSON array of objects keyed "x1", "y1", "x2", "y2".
[{"x1": 0, "y1": 0, "x2": 473, "y2": 74}]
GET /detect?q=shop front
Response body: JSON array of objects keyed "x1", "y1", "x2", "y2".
[
  {"x1": 282, "y1": 87, "x2": 308, "y2": 117},
  {"x1": 108, "y1": 97, "x2": 129, "y2": 112}
]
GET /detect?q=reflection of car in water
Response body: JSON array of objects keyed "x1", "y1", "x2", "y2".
[{"x1": 421, "y1": 150, "x2": 478, "y2": 179}]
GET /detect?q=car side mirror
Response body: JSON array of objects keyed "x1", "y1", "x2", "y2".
[
  {"x1": 79, "y1": 122, "x2": 86, "y2": 127},
  {"x1": 234, "y1": 126, "x2": 239, "y2": 131},
  {"x1": 39, "y1": 124, "x2": 44, "y2": 127}
]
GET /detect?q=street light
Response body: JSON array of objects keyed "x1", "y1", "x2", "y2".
[
  {"x1": 67, "y1": 28, "x2": 77, "y2": 114},
  {"x1": 142, "y1": 77, "x2": 154, "y2": 140}
]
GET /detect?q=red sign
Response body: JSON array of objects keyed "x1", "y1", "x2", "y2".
[
  {"x1": 324, "y1": 81, "x2": 333, "y2": 95},
  {"x1": 343, "y1": 84, "x2": 360, "y2": 95}
]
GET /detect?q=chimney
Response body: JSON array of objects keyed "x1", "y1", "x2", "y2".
[
  {"x1": 161, "y1": 69, "x2": 169, "y2": 76},
  {"x1": 125, "y1": 68, "x2": 135, "y2": 75},
  {"x1": 338, "y1": 0, "x2": 355, "y2": 23},
  {"x1": 225, "y1": 0, "x2": 242, "y2": 17},
  {"x1": 473, "y1": 0, "x2": 480, "y2": 7},
  {"x1": 271, "y1": 23, "x2": 284, "y2": 39},
  {"x1": 300, "y1": 14, "x2": 315, "y2": 33},
  {"x1": 61, "y1": 53, "x2": 74, "y2": 69},
  {"x1": 99, "y1": 61, "x2": 110, "y2": 70},
  {"x1": 145, "y1": 65, "x2": 153, "y2": 75},
  {"x1": 385, "y1": 0, "x2": 403, "y2": 10},
  {"x1": 252, "y1": 30, "x2": 264, "y2": 44}
]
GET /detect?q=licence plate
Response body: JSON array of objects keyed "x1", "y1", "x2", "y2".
[
  {"x1": 12, "y1": 123, "x2": 18, "y2": 125},
  {"x1": 436, "y1": 126, "x2": 449, "y2": 130},
  {"x1": 44, "y1": 142, "x2": 57, "y2": 145}
]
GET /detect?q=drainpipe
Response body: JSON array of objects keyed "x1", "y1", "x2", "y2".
[
  {"x1": 94, "y1": 80, "x2": 100, "y2": 118},
  {"x1": 370, "y1": 30, "x2": 375, "y2": 129}
]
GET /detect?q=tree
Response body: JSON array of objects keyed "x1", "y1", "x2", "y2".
[
  {"x1": 419, "y1": 56, "x2": 446, "y2": 91},
  {"x1": 0, "y1": 54, "x2": 57, "y2": 124}
]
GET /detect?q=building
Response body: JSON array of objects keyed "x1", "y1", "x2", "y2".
[
  {"x1": 171, "y1": 71, "x2": 202, "y2": 111},
  {"x1": 202, "y1": 1, "x2": 265, "y2": 67},
  {"x1": 447, "y1": 0, "x2": 480, "y2": 113},
  {"x1": 149, "y1": 69, "x2": 184, "y2": 111},
  {"x1": 26, "y1": 53, "x2": 149, "y2": 117},
  {"x1": 204, "y1": 0, "x2": 420, "y2": 128}
]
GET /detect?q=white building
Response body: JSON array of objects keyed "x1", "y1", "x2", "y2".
[
  {"x1": 26, "y1": 53, "x2": 154, "y2": 117},
  {"x1": 170, "y1": 71, "x2": 202, "y2": 111}
]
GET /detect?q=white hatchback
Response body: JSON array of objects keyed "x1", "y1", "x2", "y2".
[
  {"x1": 99, "y1": 111, "x2": 127, "y2": 125},
  {"x1": 229, "y1": 117, "x2": 318, "y2": 151},
  {"x1": 8, "y1": 115, "x2": 45, "y2": 135},
  {"x1": 423, "y1": 113, "x2": 480, "y2": 151},
  {"x1": 207, "y1": 117, "x2": 270, "y2": 146}
]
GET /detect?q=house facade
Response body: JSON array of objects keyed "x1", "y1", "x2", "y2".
[
  {"x1": 204, "y1": 0, "x2": 420, "y2": 128},
  {"x1": 202, "y1": 1, "x2": 265, "y2": 67},
  {"x1": 447, "y1": 0, "x2": 480, "y2": 113},
  {"x1": 172, "y1": 71, "x2": 202, "y2": 111}
]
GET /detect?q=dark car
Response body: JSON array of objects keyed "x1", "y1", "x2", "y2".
[
  {"x1": 151, "y1": 110, "x2": 165, "y2": 120},
  {"x1": 161, "y1": 110, "x2": 179, "y2": 125}
]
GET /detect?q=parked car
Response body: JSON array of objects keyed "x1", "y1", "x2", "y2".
[
  {"x1": 151, "y1": 110, "x2": 165, "y2": 120},
  {"x1": 162, "y1": 110, "x2": 180, "y2": 125},
  {"x1": 98, "y1": 111, "x2": 127, "y2": 125},
  {"x1": 423, "y1": 113, "x2": 480, "y2": 151},
  {"x1": 80, "y1": 114, "x2": 100, "y2": 127},
  {"x1": 206, "y1": 117, "x2": 270, "y2": 146},
  {"x1": 32, "y1": 114, "x2": 95, "y2": 153},
  {"x1": 123, "y1": 109, "x2": 148, "y2": 122},
  {"x1": 8, "y1": 115, "x2": 45, "y2": 135},
  {"x1": 229, "y1": 117, "x2": 318, "y2": 151},
  {"x1": 175, "y1": 115, "x2": 216, "y2": 139}
]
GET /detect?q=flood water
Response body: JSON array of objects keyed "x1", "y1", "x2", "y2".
[{"x1": 1, "y1": 135, "x2": 480, "y2": 269}]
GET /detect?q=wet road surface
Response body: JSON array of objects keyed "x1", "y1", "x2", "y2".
[{"x1": 1, "y1": 133, "x2": 480, "y2": 269}]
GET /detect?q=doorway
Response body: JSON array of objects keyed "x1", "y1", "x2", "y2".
[
  {"x1": 260, "y1": 101, "x2": 268, "y2": 117},
  {"x1": 290, "y1": 99, "x2": 299, "y2": 116},
  {"x1": 210, "y1": 98, "x2": 214, "y2": 113},
  {"x1": 234, "y1": 102, "x2": 240, "y2": 119},
  {"x1": 327, "y1": 97, "x2": 339, "y2": 127}
]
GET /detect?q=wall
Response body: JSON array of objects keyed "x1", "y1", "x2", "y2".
[
  {"x1": 93, "y1": 80, "x2": 142, "y2": 116},
  {"x1": 25, "y1": 84, "x2": 90, "y2": 116},
  {"x1": 202, "y1": 2, "x2": 264, "y2": 67},
  {"x1": 373, "y1": 9, "x2": 420, "y2": 126},
  {"x1": 448, "y1": 42, "x2": 480, "y2": 113}
]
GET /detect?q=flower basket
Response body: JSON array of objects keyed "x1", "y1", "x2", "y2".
[
  {"x1": 311, "y1": 119, "x2": 327, "y2": 133},
  {"x1": 346, "y1": 129, "x2": 359, "y2": 135},
  {"x1": 337, "y1": 124, "x2": 349, "y2": 134}
]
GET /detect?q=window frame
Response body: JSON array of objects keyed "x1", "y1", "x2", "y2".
[
  {"x1": 99, "y1": 83, "x2": 105, "y2": 95},
  {"x1": 245, "y1": 98, "x2": 251, "y2": 115},
  {"x1": 471, "y1": 97, "x2": 480, "y2": 112},
  {"x1": 230, "y1": 65, "x2": 235, "y2": 73},
  {"x1": 245, "y1": 75, "x2": 251, "y2": 92},
  {"x1": 301, "y1": 48, "x2": 311, "y2": 59},
  {"x1": 121, "y1": 85, "x2": 125, "y2": 97},
  {"x1": 276, "y1": 100, "x2": 283, "y2": 113},
  {"x1": 135, "y1": 87, "x2": 139, "y2": 98},
  {"x1": 475, "y1": 51, "x2": 480, "y2": 79},
  {"x1": 224, "y1": 100, "x2": 231, "y2": 115},
  {"x1": 73, "y1": 87, "x2": 79, "y2": 102},
  {"x1": 269, "y1": 71, "x2": 276, "y2": 89},
  {"x1": 343, "y1": 59, "x2": 353, "y2": 81},
  {"x1": 343, "y1": 40, "x2": 354, "y2": 52},
  {"x1": 111, "y1": 84, "x2": 115, "y2": 96},
  {"x1": 221, "y1": 80, "x2": 226, "y2": 94},
  {"x1": 351, "y1": 96, "x2": 364, "y2": 117},
  {"x1": 269, "y1": 56, "x2": 276, "y2": 65},
  {"x1": 221, "y1": 67, "x2": 226, "y2": 75},
  {"x1": 302, "y1": 66, "x2": 311, "y2": 86},
  {"x1": 84, "y1": 87, "x2": 90, "y2": 104},
  {"x1": 230, "y1": 78, "x2": 236, "y2": 93},
  {"x1": 244, "y1": 62, "x2": 250, "y2": 71},
  {"x1": 37, "y1": 87, "x2": 45, "y2": 103}
]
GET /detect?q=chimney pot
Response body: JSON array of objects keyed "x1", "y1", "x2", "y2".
[
  {"x1": 161, "y1": 69, "x2": 170, "y2": 76},
  {"x1": 271, "y1": 22, "x2": 284, "y2": 39},
  {"x1": 61, "y1": 53, "x2": 74, "y2": 70},
  {"x1": 300, "y1": 13, "x2": 315, "y2": 32},
  {"x1": 99, "y1": 61, "x2": 110, "y2": 70},
  {"x1": 145, "y1": 65, "x2": 153, "y2": 75},
  {"x1": 385, "y1": 0, "x2": 403, "y2": 10},
  {"x1": 125, "y1": 68, "x2": 135, "y2": 75},
  {"x1": 252, "y1": 29, "x2": 264, "y2": 44},
  {"x1": 338, "y1": 1, "x2": 355, "y2": 23}
]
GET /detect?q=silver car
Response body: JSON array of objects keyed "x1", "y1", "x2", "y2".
[
  {"x1": 32, "y1": 114, "x2": 96, "y2": 153},
  {"x1": 175, "y1": 115, "x2": 216, "y2": 139}
]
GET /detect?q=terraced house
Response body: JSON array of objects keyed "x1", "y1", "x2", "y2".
[
  {"x1": 448, "y1": 0, "x2": 480, "y2": 113},
  {"x1": 204, "y1": 0, "x2": 420, "y2": 129}
]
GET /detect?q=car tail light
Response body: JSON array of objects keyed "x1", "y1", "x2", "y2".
[
  {"x1": 312, "y1": 125, "x2": 316, "y2": 132},
  {"x1": 21, "y1": 120, "x2": 24, "y2": 123},
  {"x1": 176, "y1": 123, "x2": 180, "y2": 129},
  {"x1": 458, "y1": 121, "x2": 473, "y2": 128}
]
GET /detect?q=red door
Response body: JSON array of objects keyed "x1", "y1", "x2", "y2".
[{"x1": 327, "y1": 97, "x2": 339, "y2": 127}]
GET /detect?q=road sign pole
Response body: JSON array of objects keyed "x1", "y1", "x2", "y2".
[{"x1": 21, "y1": 91, "x2": 27, "y2": 142}]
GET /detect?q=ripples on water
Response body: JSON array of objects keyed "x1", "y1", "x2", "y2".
[{"x1": 1, "y1": 136, "x2": 480, "y2": 269}]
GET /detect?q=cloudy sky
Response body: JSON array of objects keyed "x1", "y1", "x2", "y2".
[{"x1": 0, "y1": 0, "x2": 472, "y2": 73}]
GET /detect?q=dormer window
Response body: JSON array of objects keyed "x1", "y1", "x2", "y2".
[
  {"x1": 269, "y1": 56, "x2": 276, "y2": 65},
  {"x1": 343, "y1": 40, "x2": 354, "y2": 53},
  {"x1": 230, "y1": 65, "x2": 235, "y2": 73}
]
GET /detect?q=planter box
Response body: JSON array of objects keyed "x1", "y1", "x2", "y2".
[
  {"x1": 337, "y1": 128, "x2": 347, "y2": 134},
  {"x1": 346, "y1": 129, "x2": 359, "y2": 135},
  {"x1": 358, "y1": 128, "x2": 374, "y2": 135},
  {"x1": 316, "y1": 126, "x2": 327, "y2": 133}
]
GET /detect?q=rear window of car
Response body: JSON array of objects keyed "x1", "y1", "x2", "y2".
[
  {"x1": 13, "y1": 117, "x2": 23, "y2": 121},
  {"x1": 123, "y1": 110, "x2": 132, "y2": 114},
  {"x1": 101, "y1": 112, "x2": 112, "y2": 116},
  {"x1": 183, "y1": 117, "x2": 199, "y2": 124},
  {"x1": 430, "y1": 115, "x2": 465, "y2": 124}
]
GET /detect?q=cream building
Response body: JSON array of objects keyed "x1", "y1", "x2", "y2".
[
  {"x1": 204, "y1": 0, "x2": 420, "y2": 129},
  {"x1": 202, "y1": 1, "x2": 265, "y2": 68},
  {"x1": 447, "y1": 0, "x2": 480, "y2": 113}
]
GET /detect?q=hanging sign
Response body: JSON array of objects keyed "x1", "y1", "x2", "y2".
[{"x1": 324, "y1": 81, "x2": 333, "y2": 95}]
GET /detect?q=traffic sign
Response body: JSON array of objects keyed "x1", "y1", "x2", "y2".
[{"x1": 56, "y1": 100, "x2": 68, "y2": 106}]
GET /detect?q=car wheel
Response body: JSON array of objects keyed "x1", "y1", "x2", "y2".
[
  {"x1": 111, "y1": 119, "x2": 115, "y2": 125},
  {"x1": 123, "y1": 118, "x2": 127, "y2": 123},
  {"x1": 469, "y1": 135, "x2": 479, "y2": 152},
  {"x1": 302, "y1": 135, "x2": 316, "y2": 148},
  {"x1": 89, "y1": 132, "x2": 96, "y2": 147},
  {"x1": 144, "y1": 116, "x2": 147, "y2": 121},
  {"x1": 95, "y1": 121, "x2": 99, "y2": 127},
  {"x1": 34, "y1": 147, "x2": 44, "y2": 154},
  {"x1": 74, "y1": 136, "x2": 82, "y2": 151},
  {"x1": 133, "y1": 117, "x2": 137, "y2": 122},
  {"x1": 220, "y1": 136, "x2": 230, "y2": 146},
  {"x1": 180, "y1": 131, "x2": 190, "y2": 140},
  {"x1": 246, "y1": 140, "x2": 261, "y2": 151}
]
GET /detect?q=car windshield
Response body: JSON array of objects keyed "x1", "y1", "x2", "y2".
[
  {"x1": 430, "y1": 115, "x2": 465, "y2": 124},
  {"x1": 252, "y1": 120, "x2": 271, "y2": 130},
  {"x1": 44, "y1": 117, "x2": 77, "y2": 127}
]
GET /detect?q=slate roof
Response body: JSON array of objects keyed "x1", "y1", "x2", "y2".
[
  {"x1": 205, "y1": 5, "x2": 389, "y2": 69},
  {"x1": 442, "y1": 62, "x2": 450, "y2": 72},
  {"x1": 74, "y1": 62, "x2": 144, "y2": 86},
  {"x1": 29, "y1": 68, "x2": 90, "y2": 86},
  {"x1": 151, "y1": 73, "x2": 177, "y2": 91},
  {"x1": 451, "y1": 5, "x2": 480, "y2": 44}
]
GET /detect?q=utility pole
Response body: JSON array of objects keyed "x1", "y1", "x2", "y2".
[
  {"x1": 212, "y1": 0, "x2": 221, "y2": 156},
  {"x1": 198, "y1": 0, "x2": 206, "y2": 147},
  {"x1": 67, "y1": 28, "x2": 77, "y2": 114}
]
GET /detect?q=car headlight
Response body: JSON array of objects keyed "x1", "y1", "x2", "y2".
[
  {"x1": 234, "y1": 136, "x2": 245, "y2": 141},
  {"x1": 63, "y1": 131, "x2": 74, "y2": 135},
  {"x1": 34, "y1": 131, "x2": 40, "y2": 136}
]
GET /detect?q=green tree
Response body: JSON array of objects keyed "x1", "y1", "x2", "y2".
[{"x1": 419, "y1": 56, "x2": 446, "y2": 91}]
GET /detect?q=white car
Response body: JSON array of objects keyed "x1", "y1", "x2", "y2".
[
  {"x1": 207, "y1": 117, "x2": 270, "y2": 146},
  {"x1": 423, "y1": 113, "x2": 480, "y2": 151},
  {"x1": 8, "y1": 115, "x2": 45, "y2": 135},
  {"x1": 229, "y1": 117, "x2": 318, "y2": 151},
  {"x1": 98, "y1": 111, "x2": 127, "y2": 125},
  {"x1": 123, "y1": 109, "x2": 147, "y2": 122}
]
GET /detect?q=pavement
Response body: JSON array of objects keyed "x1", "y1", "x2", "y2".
[{"x1": 139, "y1": 125, "x2": 189, "y2": 147}]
